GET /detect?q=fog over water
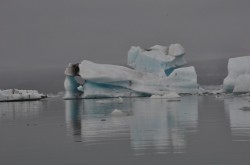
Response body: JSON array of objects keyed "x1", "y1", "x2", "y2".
[{"x1": 1, "y1": 0, "x2": 250, "y2": 92}]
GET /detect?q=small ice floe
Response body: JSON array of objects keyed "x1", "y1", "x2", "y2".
[
  {"x1": 111, "y1": 109, "x2": 126, "y2": 117},
  {"x1": 0, "y1": 89, "x2": 46, "y2": 102},
  {"x1": 239, "y1": 107, "x2": 250, "y2": 112},
  {"x1": 96, "y1": 97, "x2": 123, "y2": 104},
  {"x1": 117, "y1": 97, "x2": 123, "y2": 104},
  {"x1": 199, "y1": 85, "x2": 224, "y2": 96},
  {"x1": 150, "y1": 92, "x2": 181, "y2": 100}
]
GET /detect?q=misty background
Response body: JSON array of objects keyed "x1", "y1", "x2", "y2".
[{"x1": 1, "y1": 0, "x2": 250, "y2": 93}]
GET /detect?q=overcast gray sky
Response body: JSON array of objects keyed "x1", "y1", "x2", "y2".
[{"x1": 1, "y1": 0, "x2": 250, "y2": 92}]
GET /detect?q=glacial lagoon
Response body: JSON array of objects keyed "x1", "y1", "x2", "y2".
[{"x1": 1, "y1": 95, "x2": 250, "y2": 165}]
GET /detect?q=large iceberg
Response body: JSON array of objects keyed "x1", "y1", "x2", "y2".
[
  {"x1": 0, "y1": 89, "x2": 46, "y2": 102},
  {"x1": 223, "y1": 56, "x2": 250, "y2": 93},
  {"x1": 127, "y1": 44, "x2": 186, "y2": 75},
  {"x1": 64, "y1": 44, "x2": 199, "y2": 99}
]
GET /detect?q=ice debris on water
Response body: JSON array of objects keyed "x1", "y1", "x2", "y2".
[
  {"x1": 96, "y1": 97, "x2": 123, "y2": 104},
  {"x1": 0, "y1": 89, "x2": 46, "y2": 102},
  {"x1": 111, "y1": 109, "x2": 126, "y2": 116},
  {"x1": 150, "y1": 92, "x2": 180, "y2": 99}
]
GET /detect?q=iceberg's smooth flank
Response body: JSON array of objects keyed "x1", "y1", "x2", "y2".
[
  {"x1": 77, "y1": 60, "x2": 198, "y2": 97},
  {"x1": 78, "y1": 81, "x2": 147, "y2": 99},
  {"x1": 167, "y1": 66, "x2": 198, "y2": 94},
  {"x1": 127, "y1": 44, "x2": 186, "y2": 74},
  {"x1": 64, "y1": 76, "x2": 82, "y2": 99},
  {"x1": 223, "y1": 56, "x2": 250, "y2": 93}
]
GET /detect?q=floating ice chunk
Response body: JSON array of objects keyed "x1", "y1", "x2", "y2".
[
  {"x1": 0, "y1": 89, "x2": 45, "y2": 102},
  {"x1": 127, "y1": 44, "x2": 186, "y2": 74},
  {"x1": 199, "y1": 85, "x2": 224, "y2": 95},
  {"x1": 223, "y1": 56, "x2": 250, "y2": 93},
  {"x1": 64, "y1": 42, "x2": 199, "y2": 99},
  {"x1": 111, "y1": 109, "x2": 126, "y2": 116},
  {"x1": 150, "y1": 92, "x2": 180, "y2": 99},
  {"x1": 117, "y1": 97, "x2": 123, "y2": 103},
  {"x1": 96, "y1": 97, "x2": 123, "y2": 104}
]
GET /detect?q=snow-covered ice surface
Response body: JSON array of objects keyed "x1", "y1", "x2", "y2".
[
  {"x1": 223, "y1": 56, "x2": 250, "y2": 93},
  {"x1": 0, "y1": 89, "x2": 45, "y2": 102}
]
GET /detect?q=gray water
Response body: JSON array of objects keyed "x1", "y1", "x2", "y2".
[{"x1": 1, "y1": 95, "x2": 250, "y2": 165}]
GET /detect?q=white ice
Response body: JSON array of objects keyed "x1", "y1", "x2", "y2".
[
  {"x1": 150, "y1": 92, "x2": 181, "y2": 99},
  {"x1": 78, "y1": 60, "x2": 199, "y2": 97},
  {"x1": 223, "y1": 56, "x2": 250, "y2": 93},
  {"x1": 96, "y1": 97, "x2": 123, "y2": 104},
  {"x1": 127, "y1": 44, "x2": 186, "y2": 74},
  {"x1": 111, "y1": 109, "x2": 126, "y2": 116},
  {"x1": 64, "y1": 43, "x2": 200, "y2": 99},
  {"x1": 0, "y1": 89, "x2": 45, "y2": 101}
]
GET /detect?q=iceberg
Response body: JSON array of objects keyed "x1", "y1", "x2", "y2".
[
  {"x1": 0, "y1": 89, "x2": 46, "y2": 102},
  {"x1": 64, "y1": 61, "x2": 198, "y2": 99},
  {"x1": 223, "y1": 56, "x2": 250, "y2": 93},
  {"x1": 127, "y1": 44, "x2": 186, "y2": 75},
  {"x1": 64, "y1": 44, "x2": 199, "y2": 99}
]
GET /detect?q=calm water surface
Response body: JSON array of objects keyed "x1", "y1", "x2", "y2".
[{"x1": 1, "y1": 95, "x2": 250, "y2": 165}]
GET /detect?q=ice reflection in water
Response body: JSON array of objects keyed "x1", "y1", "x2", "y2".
[
  {"x1": 0, "y1": 101, "x2": 44, "y2": 121},
  {"x1": 65, "y1": 96, "x2": 198, "y2": 155},
  {"x1": 224, "y1": 96, "x2": 250, "y2": 141}
]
